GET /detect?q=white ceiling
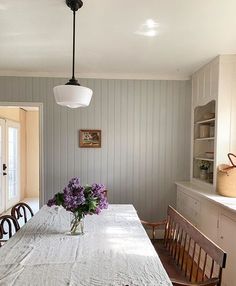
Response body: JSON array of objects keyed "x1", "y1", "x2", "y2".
[{"x1": 0, "y1": 0, "x2": 236, "y2": 80}]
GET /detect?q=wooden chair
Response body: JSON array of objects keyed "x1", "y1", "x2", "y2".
[
  {"x1": 0, "y1": 215, "x2": 20, "y2": 247},
  {"x1": 11, "y1": 202, "x2": 34, "y2": 224},
  {"x1": 142, "y1": 206, "x2": 227, "y2": 286},
  {"x1": 0, "y1": 224, "x2": 3, "y2": 247},
  {"x1": 102, "y1": 189, "x2": 108, "y2": 197},
  {"x1": 140, "y1": 219, "x2": 167, "y2": 241}
]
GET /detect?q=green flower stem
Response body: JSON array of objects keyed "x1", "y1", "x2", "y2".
[{"x1": 70, "y1": 216, "x2": 84, "y2": 234}]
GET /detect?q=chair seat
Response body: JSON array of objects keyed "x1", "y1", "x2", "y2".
[{"x1": 153, "y1": 239, "x2": 187, "y2": 282}]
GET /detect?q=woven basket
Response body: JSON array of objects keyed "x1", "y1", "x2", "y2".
[{"x1": 217, "y1": 153, "x2": 236, "y2": 197}]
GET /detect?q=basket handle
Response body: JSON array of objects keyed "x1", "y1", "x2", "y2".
[
  {"x1": 218, "y1": 153, "x2": 236, "y2": 174},
  {"x1": 228, "y1": 153, "x2": 236, "y2": 167}
]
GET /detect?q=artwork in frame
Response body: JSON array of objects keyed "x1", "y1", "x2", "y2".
[{"x1": 79, "y1": 130, "x2": 101, "y2": 148}]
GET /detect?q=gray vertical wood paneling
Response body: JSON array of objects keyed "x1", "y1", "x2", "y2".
[{"x1": 0, "y1": 76, "x2": 191, "y2": 220}]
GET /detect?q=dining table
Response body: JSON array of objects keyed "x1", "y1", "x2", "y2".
[{"x1": 0, "y1": 204, "x2": 172, "y2": 286}]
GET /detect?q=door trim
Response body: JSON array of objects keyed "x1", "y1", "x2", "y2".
[{"x1": 0, "y1": 119, "x2": 5, "y2": 213}]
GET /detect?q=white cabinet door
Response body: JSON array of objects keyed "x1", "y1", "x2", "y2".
[
  {"x1": 199, "y1": 200, "x2": 218, "y2": 243},
  {"x1": 186, "y1": 195, "x2": 200, "y2": 227},
  {"x1": 192, "y1": 74, "x2": 198, "y2": 108},
  {"x1": 192, "y1": 59, "x2": 219, "y2": 108},
  {"x1": 176, "y1": 188, "x2": 200, "y2": 227},
  {"x1": 176, "y1": 188, "x2": 184, "y2": 214},
  {"x1": 218, "y1": 213, "x2": 236, "y2": 286},
  {"x1": 198, "y1": 69, "x2": 205, "y2": 105},
  {"x1": 210, "y1": 59, "x2": 219, "y2": 100}
]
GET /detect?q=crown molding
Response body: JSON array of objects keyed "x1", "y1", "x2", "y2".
[{"x1": 0, "y1": 70, "x2": 191, "y2": 81}]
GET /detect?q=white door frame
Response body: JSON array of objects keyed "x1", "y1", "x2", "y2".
[
  {"x1": 0, "y1": 102, "x2": 44, "y2": 208},
  {"x1": 0, "y1": 119, "x2": 6, "y2": 213}
]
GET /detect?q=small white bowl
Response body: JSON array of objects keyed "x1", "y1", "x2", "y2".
[
  {"x1": 205, "y1": 152, "x2": 214, "y2": 159},
  {"x1": 203, "y1": 113, "x2": 215, "y2": 120}
]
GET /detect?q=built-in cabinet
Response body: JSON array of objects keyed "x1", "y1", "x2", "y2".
[
  {"x1": 176, "y1": 183, "x2": 236, "y2": 286},
  {"x1": 191, "y1": 55, "x2": 236, "y2": 190},
  {"x1": 176, "y1": 55, "x2": 236, "y2": 285}
]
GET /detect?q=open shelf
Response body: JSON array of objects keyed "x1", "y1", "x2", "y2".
[
  {"x1": 193, "y1": 101, "x2": 215, "y2": 186},
  {"x1": 192, "y1": 178, "x2": 213, "y2": 186},
  {"x1": 195, "y1": 118, "x2": 215, "y2": 125},
  {"x1": 195, "y1": 137, "x2": 215, "y2": 141},
  {"x1": 195, "y1": 157, "x2": 214, "y2": 162}
]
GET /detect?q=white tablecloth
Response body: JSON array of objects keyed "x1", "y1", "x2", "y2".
[{"x1": 0, "y1": 204, "x2": 172, "y2": 286}]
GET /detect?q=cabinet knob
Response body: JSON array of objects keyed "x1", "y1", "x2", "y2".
[{"x1": 220, "y1": 236, "x2": 224, "y2": 240}]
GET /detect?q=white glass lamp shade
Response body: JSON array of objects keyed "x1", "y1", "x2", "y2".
[{"x1": 54, "y1": 85, "x2": 93, "y2": 108}]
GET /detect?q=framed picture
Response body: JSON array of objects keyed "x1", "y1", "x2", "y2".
[{"x1": 79, "y1": 130, "x2": 101, "y2": 148}]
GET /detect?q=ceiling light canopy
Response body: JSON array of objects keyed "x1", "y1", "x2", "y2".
[{"x1": 54, "y1": 0, "x2": 92, "y2": 109}]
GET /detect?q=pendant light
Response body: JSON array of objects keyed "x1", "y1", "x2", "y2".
[{"x1": 54, "y1": 0, "x2": 93, "y2": 108}]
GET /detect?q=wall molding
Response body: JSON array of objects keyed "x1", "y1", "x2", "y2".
[{"x1": 0, "y1": 70, "x2": 190, "y2": 81}]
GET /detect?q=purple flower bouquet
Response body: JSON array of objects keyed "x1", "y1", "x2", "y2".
[{"x1": 47, "y1": 177, "x2": 108, "y2": 235}]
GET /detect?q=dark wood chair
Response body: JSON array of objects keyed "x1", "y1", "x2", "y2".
[
  {"x1": 0, "y1": 224, "x2": 2, "y2": 247},
  {"x1": 142, "y1": 206, "x2": 227, "y2": 286},
  {"x1": 11, "y1": 202, "x2": 34, "y2": 224},
  {"x1": 140, "y1": 219, "x2": 167, "y2": 241},
  {"x1": 0, "y1": 215, "x2": 20, "y2": 247},
  {"x1": 102, "y1": 189, "x2": 108, "y2": 197}
]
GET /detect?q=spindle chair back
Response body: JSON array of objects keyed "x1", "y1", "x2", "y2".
[
  {"x1": 0, "y1": 215, "x2": 20, "y2": 247},
  {"x1": 142, "y1": 206, "x2": 227, "y2": 286},
  {"x1": 11, "y1": 202, "x2": 34, "y2": 224}
]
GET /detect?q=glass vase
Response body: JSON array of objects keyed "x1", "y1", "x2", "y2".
[
  {"x1": 70, "y1": 214, "x2": 84, "y2": 235},
  {"x1": 199, "y1": 169, "x2": 208, "y2": 181}
]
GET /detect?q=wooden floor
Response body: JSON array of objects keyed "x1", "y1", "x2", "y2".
[{"x1": 153, "y1": 240, "x2": 206, "y2": 283}]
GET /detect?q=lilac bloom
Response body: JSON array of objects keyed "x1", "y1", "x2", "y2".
[{"x1": 47, "y1": 177, "x2": 108, "y2": 216}]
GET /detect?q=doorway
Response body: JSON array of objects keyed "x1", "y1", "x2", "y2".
[{"x1": 0, "y1": 104, "x2": 42, "y2": 214}]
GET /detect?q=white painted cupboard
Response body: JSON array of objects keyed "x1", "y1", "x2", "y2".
[
  {"x1": 191, "y1": 55, "x2": 236, "y2": 189},
  {"x1": 176, "y1": 182, "x2": 236, "y2": 286},
  {"x1": 176, "y1": 54, "x2": 236, "y2": 286}
]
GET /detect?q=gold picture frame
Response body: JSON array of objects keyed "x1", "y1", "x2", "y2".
[{"x1": 79, "y1": 130, "x2": 101, "y2": 148}]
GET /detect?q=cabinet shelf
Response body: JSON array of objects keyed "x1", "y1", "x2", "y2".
[
  {"x1": 193, "y1": 178, "x2": 213, "y2": 185},
  {"x1": 195, "y1": 157, "x2": 214, "y2": 162},
  {"x1": 195, "y1": 137, "x2": 215, "y2": 141},
  {"x1": 195, "y1": 118, "x2": 215, "y2": 125},
  {"x1": 193, "y1": 101, "x2": 215, "y2": 187}
]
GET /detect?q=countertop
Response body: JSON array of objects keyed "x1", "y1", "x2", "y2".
[{"x1": 176, "y1": 181, "x2": 236, "y2": 214}]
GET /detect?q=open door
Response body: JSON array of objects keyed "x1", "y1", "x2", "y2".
[
  {"x1": 5, "y1": 120, "x2": 20, "y2": 209},
  {"x1": 0, "y1": 119, "x2": 20, "y2": 211}
]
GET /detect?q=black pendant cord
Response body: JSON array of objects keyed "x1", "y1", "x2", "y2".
[
  {"x1": 66, "y1": 4, "x2": 80, "y2": 86},
  {"x1": 72, "y1": 10, "x2": 76, "y2": 80},
  {"x1": 65, "y1": 0, "x2": 83, "y2": 86}
]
